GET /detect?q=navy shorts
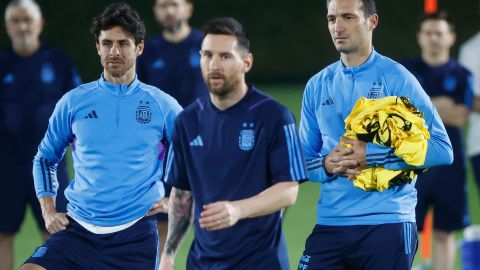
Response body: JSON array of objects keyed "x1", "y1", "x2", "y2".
[
  {"x1": 415, "y1": 163, "x2": 470, "y2": 232},
  {"x1": 0, "y1": 160, "x2": 68, "y2": 234},
  {"x1": 298, "y1": 223, "x2": 417, "y2": 270},
  {"x1": 24, "y1": 216, "x2": 159, "y2": 270}
]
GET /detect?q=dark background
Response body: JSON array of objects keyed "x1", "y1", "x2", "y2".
[{"x1": 1, "y1": 0, "x2": 479, "y2": 83}]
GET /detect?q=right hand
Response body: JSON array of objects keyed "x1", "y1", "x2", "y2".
[
  {"x1": 325, "y1": 142, "x2": 361, "y2": 179},
  {"x1": 159, "y1": 253, "x2": 175, "y2": 270},
  {"x1": 43, "y1": 211, "x2": 69, "y2": 234}
]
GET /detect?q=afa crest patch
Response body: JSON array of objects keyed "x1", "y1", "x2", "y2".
[
  {"x1": 41, "y1": 63, "x2": 55, "y2": 84},
  {"x1": 239, "y1": 122, "x2": 255, "y2": 151},
  {"x1": 136, "y1": 102, "x2": 151, "y2": 124},
  {"x1": 32, "y1": 247, "x2": 47, "y2": 258}
]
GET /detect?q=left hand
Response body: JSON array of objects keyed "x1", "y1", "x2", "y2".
[
  {"x1": 339, "y1": 136, "x2": 367, "y2": 168},
  {"x1": 147, "y1": 197, "x2": 169, "y2": 216},
  {"x1": 199, "y1": 201, "x2": 241, "y2": 231},
  {"x1": 330, "y1": 137, "x2": 367, "y2": 179}
]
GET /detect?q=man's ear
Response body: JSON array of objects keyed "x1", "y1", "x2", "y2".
[
  {"x1": 136, "y1": 40, "x2": 145, "y2": 56},
  {"x1": 368, "y1": 14, "x2": 379, "y2": 31}
]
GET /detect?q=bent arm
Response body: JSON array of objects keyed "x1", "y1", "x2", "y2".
[{"x1": 234, "y1": 181, "x2": 299, "y2": 219}]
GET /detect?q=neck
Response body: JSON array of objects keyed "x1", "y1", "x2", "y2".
[
  {"x1": 421, "y1": 51, "x2": 449, "y2": 67},
  {"x1": 210, "y1": 82, "x2": 248, "y2": 111},
  {"x1": 103, "y1": 68, "x2": 136, "y2": 85},
  {"x1": 12, "y1": 41, "x2": 40, "y2": 57},
  {"x1": 162, "y1": 23, "x2": 191, "y2": 43},
  {"x1": 341, "y1": 43, "x2": 372, "y2": 67}
]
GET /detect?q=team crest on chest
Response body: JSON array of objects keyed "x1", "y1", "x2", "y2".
[
  {"x1": 136, "y1": 101, "x2": 151, "y2": 124},
  {"x1": 41, "y1": 63, "x2": 55, "y2": 84},
  {"x1": 239, "y1": 122, "x2": 255, "y2": 151},
  {"x1": 367, "y1": 82, "x2": 384, "y2": 99}
]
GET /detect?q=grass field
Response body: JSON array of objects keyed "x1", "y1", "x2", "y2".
[{"x1": 13, "y1": 85, "x2": 479, "y2": 269}]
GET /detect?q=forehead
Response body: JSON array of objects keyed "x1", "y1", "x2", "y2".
[
  {"x1": 5, "y1": 4, "x2": 42, "y2": 21},
  {"x1": 98, "y1": 26, "x2": 134, "y2": 41},
  {"x1": 327, "y1": 0, "x2": 364, "y2": 15},
  {"x1": 420, "y1": 19, "x2": 451, "y2": 32},
  {"x1": 156, "y1": 0, "x2": 186, "y2": 6},
  {"x1": 201, "y1": 34, "x2": 239, "y2": 52}
]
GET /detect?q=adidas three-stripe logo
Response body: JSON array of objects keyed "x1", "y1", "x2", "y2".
[
  {"x1": 190, "y1": 135, "x2": 204, "y2": 147},
  {"x1": 84, "y1": 110, "x2": 98, "y2": 119}
]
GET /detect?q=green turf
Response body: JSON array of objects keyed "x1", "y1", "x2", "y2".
[{"x1": 14, "y1": 85, "x2": 480, "y2": 269}]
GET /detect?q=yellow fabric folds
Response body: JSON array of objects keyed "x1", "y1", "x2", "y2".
[{"x1": 343, "y1": 96, "x2": 430, "y2": 191}]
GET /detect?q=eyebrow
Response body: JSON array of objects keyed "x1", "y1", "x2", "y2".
[{"x1": 327, "y1": 12, "x2": 357, "y2": 18}]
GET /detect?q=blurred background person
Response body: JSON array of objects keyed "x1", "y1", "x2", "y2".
[
  {"x1": 459, "y1": 11, "x2": 480, "y2": 204},
  {"x1": 402, "y1": 11, "x2": 473, "y2": 270},
  {"x1": 0, "y1": 1, "x2": 80, "y2": 269},
  {"x1": 137, "y1": 0, "x2": 208, "y2": 253}
]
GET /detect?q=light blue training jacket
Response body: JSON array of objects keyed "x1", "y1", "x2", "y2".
[
  {"x1": 33, "y1": 75, "x2": 182, "y2": 226},
  {"x1": 299, "y1": 50, "x2": 453, "y2": 226}
]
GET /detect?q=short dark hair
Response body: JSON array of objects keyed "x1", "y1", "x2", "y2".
[
  {"x1": 326, "y1": 0, "x2": 377, "y2": 17},
  {"x1": 90, "y1": 2, "x2": 145, "y2": 45},
  {"x1": 202, "y1": 17, "x2": 250, "y2": 52},
  {"x1": 418, "y1": 10, "x2": 455, "y2": 32}
]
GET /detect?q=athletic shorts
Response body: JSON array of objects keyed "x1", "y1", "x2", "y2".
[
  {"x1": 24, "y1": 215, "x2": 159, "y2": 270},
  {"x1": 298, "y1": 223, "x2": 417, "y2": 270},
  {"x1": 0, "y1": 160, "x2": 68, "y2": 234},
  {"x1": 415, "y1": 163, "x2": 470, "y2": 232}
]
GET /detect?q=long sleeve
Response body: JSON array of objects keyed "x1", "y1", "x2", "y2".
[
  {"x1": 366, "y1": 67, "x2": 453, "y2": 170},
  {"x1": 33, "y1": 93, "x2": 74, "y2": 198},
  {"x1": 299, "y1": 82, "x2": 337, "y2": 183}
]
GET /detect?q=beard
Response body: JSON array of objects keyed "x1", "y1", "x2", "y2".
[
  {"x1": 205, "y1": 74, "x2": 239, "y2": 98},
  {"x1": 161, "y1": 18, "x2": 183, "y2": 34},
  {"x1": 104, "y1": 58, "x2": 131, "y2": 78}
]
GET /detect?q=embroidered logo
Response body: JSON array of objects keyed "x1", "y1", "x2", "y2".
[
  {"x1": 443, "y1": 76, "x2": 457, "y2": 92},
  {"x1": 32, "y1": 247, "x2": 47, "y2": 258},
  {"x1": 41, "y1": 63, "x2": 55, "y2": 84},
  {"x1": 190, "y1": 135, "x2": 204, "y2": 147},
  {"x1": 321, "y1": 97, "x2": 334, "y2": 106},
  {"x1": 189, "y1": 49, "x2": 200, "y2": 67},
  {"x1": 239, "y1": 122, "x2": 255, "y2": 151},
  {"x1": 2, "y1": 73, "x2": 14, "y2": 84},
  {"x1": 152, "y1": 58, "x2": 165, "y2": 69},
  {"x1": 84, "y1": 110, "x2": 98, "y2": 119},
  {"x1": 136, "y1": 101, "x2": 151, "y2": 124},
  {"x1": 367, "y1": 82, "x2": 383, "y2": 99}
]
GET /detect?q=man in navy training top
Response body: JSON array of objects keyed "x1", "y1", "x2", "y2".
[
  {"x1": 0, "y1": 1, "x2": 80, "y2": 269},
  {"x1": 159, "y1": 17, "x2": 306, "y2": 270},
  {"x1": 297, "y1": 0, "x2": 453, "y2": 269},
  {"x1": 402, "y1": 11, "x2": 473, "y2": 270},
  {"x1": 137, "y1": 0, "x2": 208, "y2": 253},
  {"x1": 22, "y1": 3, "x2": 181, "y2": 270}
]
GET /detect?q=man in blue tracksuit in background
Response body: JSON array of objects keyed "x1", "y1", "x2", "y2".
[
  {"x1": 22, "y1": 3, "x2": 181, "y2": 270},
  {"x1": 0, "y1": 1, "x2": 80, "y2": 269},
  {"x1": 297, "y1": 0, "x2": 453, "y2": 269}
]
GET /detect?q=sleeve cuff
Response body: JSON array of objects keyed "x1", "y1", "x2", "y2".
[
  {"x1": 365, "y1": 143, "x2": 402, "y2": 167},
  {"x1": 306, "y1": 157, "x2": 337, "y2": 183}
]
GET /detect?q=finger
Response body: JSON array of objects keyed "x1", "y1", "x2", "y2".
[
  {"x1": 200, "y1": 204, "x2": 224, "y2": 218},
  {"x1": 199, "y1": 212, "x2": 226, "y2": 228},
  {"x1": 59, "y1": 214, "x2": 69, "y2": 226}
]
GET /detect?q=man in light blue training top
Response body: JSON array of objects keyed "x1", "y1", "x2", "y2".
[
  {"x1": 297, "y1": 0, "x2": 453, "y2": 269},
  {"x1": 22, "y1": 3, "x2": 181, "y2": 270}
]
